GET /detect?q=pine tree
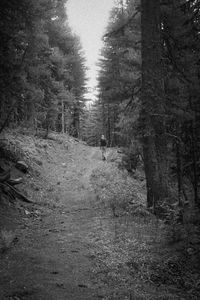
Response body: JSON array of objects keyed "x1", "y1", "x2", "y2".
[
  {"x1": 0, "y1": 0, "x2": 87, "y2": 137},
  {"x1": 97, "y1": 0, "x2": 141, "y2": 147},
  {"x1": 140, "y1": 0, "x2": 170, "y2": 212}
]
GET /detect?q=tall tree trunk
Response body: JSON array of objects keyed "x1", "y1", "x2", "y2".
[
  {"x1": 61, "y1": 99, "x2": 65, "y2": 134},
  {"x1": 141, "y1": 0, "x2": 169, "y2": 213},
  {"x1": 191, "y1": 118, "x2": 198, "y2": 207},
  {"x1": 107, "y1": 104, "x2": 111, "y2": 146},
  {"x1": 102, "y1": 99, "x2": 106, "y2": 136},
  {"x1": 188, "y1": 94, "x2": 199, "y2": 207},
  {"x1": 176, "y1": 142, "x2": 183, "y2": 206},
  {"x1": 73, "y1": 103, "x2": 80, "y2": 138}
]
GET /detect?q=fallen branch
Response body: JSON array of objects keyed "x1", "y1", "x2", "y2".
[
  {"x1": 5, "y1": 183, "x2": 34, "y2": 204},
  {"x1": 7, "y1": 177, "x2": 23, "y2": 186},
  {"x1": 0, "y1": 166, "x2": 33, "y2": 204},
  {"x1": 0, "y1": 169, "x2": 11, "y2": 183}
]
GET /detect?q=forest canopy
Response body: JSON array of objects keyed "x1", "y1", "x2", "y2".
[
  {"x1": 0, "y1": 0, "x2": 87, "y2": 137},
  {"x1": 0, "y1": 0, "x2": 199, "y2": 215},
  {"x1": 81, "y1": 0, "x2": 200, "y2": 215}
]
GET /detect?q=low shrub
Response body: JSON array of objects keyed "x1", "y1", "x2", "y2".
[{"x1": 91, "y1": 163, "x2": 146, "y2": 217}]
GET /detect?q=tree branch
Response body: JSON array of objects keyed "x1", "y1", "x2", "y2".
[{"x1": 104, "y1": 10, "x2": 140, "y2": 39}]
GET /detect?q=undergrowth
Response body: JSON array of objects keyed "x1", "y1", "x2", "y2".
[
  {"x1": 0, "y1": 229, "x2": 16, "y2": 254},
  {"x1": 91, "y1": 163, "x2": 147, "y2": 218},
  {"x1": 90, "y1": 162, "x2": 200, "y2": 300}
]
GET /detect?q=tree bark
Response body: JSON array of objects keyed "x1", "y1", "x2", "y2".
[
  {"x1": 107, "y1": 104, "x2": 111, "y2": 146},
  {"x1": 176, "y1": 142, "x2": 182, "y2": 205},
  {"x1": 73, "y1": 102, "x2": 80, "y2": 138},
  {"x1": 61, "y1": 99, "x2": 65, "y2": 134},
  {"x1": 141, "y1": 0, "x2": 169, "y2": 213}
]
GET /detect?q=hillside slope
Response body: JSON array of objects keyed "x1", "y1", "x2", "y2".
[{"x1": 0, "y1": 131, "x2": 199, "y2": 300}]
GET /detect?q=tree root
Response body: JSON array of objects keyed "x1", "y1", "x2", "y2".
[
  {"x1": 0, "y1": 167, "x2": 33, "y2": 204},
  {"x1": 6, "y1": 183, "x2": 34, "y2": 203}
]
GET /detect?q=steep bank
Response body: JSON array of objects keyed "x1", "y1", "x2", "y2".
[{"x1": 0, "y1": 130, "x2": 199, "y2": 300}]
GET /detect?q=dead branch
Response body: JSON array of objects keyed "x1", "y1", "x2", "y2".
[
  {"x1": 7, "y1": 178, "x2": 23, "y2": 186},
  {"x1": 104, "y1": 10, "x2": 140, "y2": 39},
  {"x1": 0, "y1": 169, "x2": 11, "y2": 183},
  {"x1": 0, "y1": 166, "x2": 33, "y2": 203},
  {"x1": 5, "y1": 183, "x2": 34, "y2": 204}
]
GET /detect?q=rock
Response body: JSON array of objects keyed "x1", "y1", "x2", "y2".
[
  {"x1": 51, "y1": 271, "x2": 59, "y2": 274},
  {"x1": 80, "y1": 140, "x2": 87, "y2": 145},
  {"x1": 131, "y1": 204, "x2": 151, "y2": 217},
  {"x1": 78, "y1": 284, "x2": 88, "y2": 288},
  {"x1": 34, "y1": 186, "x2": 40, "y2": 191},
  {"x1": 8, "y1": 177, "x2": 23, "y2": 185},
  {"x1": 117, "y1": 149, "x2": 123, "y2": 154},
  {"x1": 33, "y1": 169, "x2": 41, "y2": 177},
  {"x1": 47, "y1": 187, "x2": 54, "y2": 192},
  {"x1": 33, "y1": 158, "x2": 43, "y2": 166},
  {"x1": 64, "y1": 143, "x2": 69, "y2": 150},
  {"x1": 56, "y1": 282, "x2": 64, "y2": 288},
  {"x1": 187, "y1": 248, "x2": 194, "y2": 255},
  {"x1": 15, "y1": 161, "x2": 28, "y2": 173}
]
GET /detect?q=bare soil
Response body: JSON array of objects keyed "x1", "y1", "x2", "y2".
[{"x1": 0, "y1": 136, "x2": 105, "y2": 300}]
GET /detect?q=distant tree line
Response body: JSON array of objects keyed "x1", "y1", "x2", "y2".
[
  {"x1": 82, "y1": 0, "x2": 200, "y2": 215},
  {"x1": 0, "y1": 0, "x2": 87, "y2": 137}
]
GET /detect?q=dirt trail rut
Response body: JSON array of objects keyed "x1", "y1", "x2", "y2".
[{"x1": 0, "y1": 143, "x2": 104, "y2": 300}]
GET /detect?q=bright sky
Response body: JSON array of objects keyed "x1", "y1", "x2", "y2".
[{"x1": 67, "y1": 0, "x2": 115, "y2": 101}]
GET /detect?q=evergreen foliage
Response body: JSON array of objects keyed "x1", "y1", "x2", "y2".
[
  {"x1": 92, "y1": 0, "x2": 199, "y2": 214},
  {"x1": 80, "y1": 100, "x2": 104, "y2": 146},
  {"x1": 0, "y1": 0, "x2": 87, "y2": 137}
]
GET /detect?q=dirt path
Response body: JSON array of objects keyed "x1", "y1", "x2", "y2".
[
  {"x1": 2, "y1": 137, "x2": 196, "y2": 300},
  {"x1": 0, "y1": 142, "x2": 105, "y2": 300}
]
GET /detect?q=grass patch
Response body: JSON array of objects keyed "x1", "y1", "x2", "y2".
[
  {"x1": 91, "y1": 163, "x2": 147, "y2": 217},
  {"x1": 90, "y1": 163, "x2": 200, "y2": 299},
  {"x1": 0, "y1": 229, "x2": 16, "y2": 254}
]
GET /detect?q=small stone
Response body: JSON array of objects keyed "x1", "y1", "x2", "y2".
[
  {"x1": 47, "y1": 187, "x2": 54, "y2": 192},
  {"x1": 51, "y1": 271, "x2": 59, "y2": 274},
  {"x1": 34, "y1": 158, "x2": 43, "y2": 166},
  {"x1": 15, "y1": 161, "x2": 28, "y2": 173},
  {"x1": 56, "y1": 282, "x2": 64, "y2": 288},
  {"x1": 187, "y1": 248, "x2": 194, "y2": 255},
  {"x1": 78, "y1": 284, "x2": 88, "y2": 288}
]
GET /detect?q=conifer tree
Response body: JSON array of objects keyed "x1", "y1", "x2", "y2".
[
  {"x1": 0, "y1": 0, "x2": 87, "y2": 137},
  {"x1": 96, "y1": 0, "x2": 200, "y2": 212}
]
